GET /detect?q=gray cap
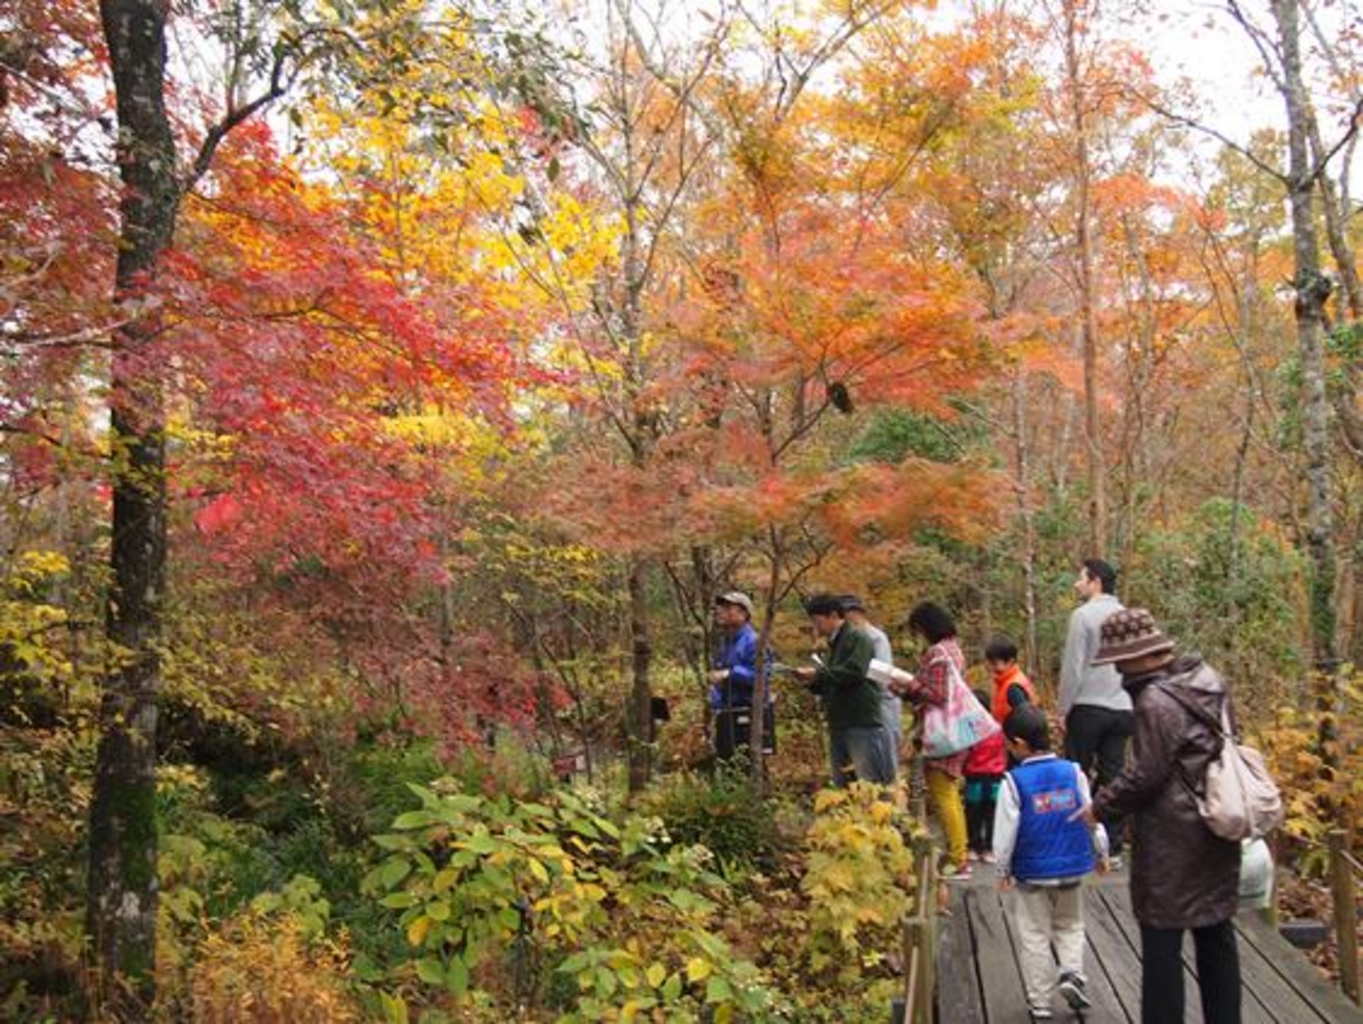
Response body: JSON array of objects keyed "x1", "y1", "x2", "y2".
[{"x1": 715, "y1": 591, "x2": 754, "y2": 616}]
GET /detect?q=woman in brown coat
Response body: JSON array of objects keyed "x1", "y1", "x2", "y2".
[{"x1": 1077, "y1": 608, "x2": 1241, "y2": 1024}]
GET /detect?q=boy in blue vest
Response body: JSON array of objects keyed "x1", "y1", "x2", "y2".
[{"x1": 994, "y1": 705, "x2": 1108, "y2": 1020}]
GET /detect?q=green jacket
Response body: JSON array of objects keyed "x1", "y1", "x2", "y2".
[{"x1": 809, "y1": 623, "x2": 884, "y2": 731}]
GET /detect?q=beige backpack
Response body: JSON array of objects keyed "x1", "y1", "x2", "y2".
[{"x1": 1161, "y1": 684, "x2": 1284, "y2": 842}]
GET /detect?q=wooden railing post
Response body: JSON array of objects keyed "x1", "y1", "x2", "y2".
[
  {"x1": 917, "y1": 840, "x2": 937, "y2": 1024},
  {"x1": 899, "y1": 836, "x2": 937, "y2": 1023},
  {"x1": 1328, "y1": 829, "x2": 1359, "y2": 1005}
]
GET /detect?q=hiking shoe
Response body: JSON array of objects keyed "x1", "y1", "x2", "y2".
[
  {"x1": 1027, "y1": 1005, "x2": 1055, "y2": 1020},
  {"x1": 1058, "y1": 972, "x2": 1092, "y2": 1011}
]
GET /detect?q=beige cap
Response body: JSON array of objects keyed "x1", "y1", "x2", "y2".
[{"x1": 716, "y1": 591, "x2": 754, "y2": 616}]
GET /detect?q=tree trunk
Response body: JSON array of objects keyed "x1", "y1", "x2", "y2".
[
  {"x1": 747, "y1": 527, "x2": 784, "y2": 788},
  {"x1": 1308, "y1": 117, "x2": 1363, "y2": 467},
  {"x1": 626, "y1": 556, "x2": 653, "y2": 792},
  {"x1": 1062, "y1": 0, "x2": 1106, "y2": 556},
  {"x1": 89, "y1": 0, "x2": 180, "y2": 1012},
  {"x1": 1272, "y1": 0, "x2": 1338, "y2": 669},
  {"x1": 1010, "y1": 365, "x2": 1040, "y2": 677},
  {"x1": 1270, "y1": 0, "x2": 1341, "y2": 779}
]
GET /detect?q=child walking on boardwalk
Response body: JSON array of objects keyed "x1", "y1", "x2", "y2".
[
  {"x1": 993, "y1": 705, "x2": 1107, "y2": 1021},
  {"x1": 964, "y1": 688, "x2": 1007, "y2": 862}
]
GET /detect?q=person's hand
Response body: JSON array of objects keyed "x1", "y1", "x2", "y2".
[
  {"x1": 1067, "y1": 805, "x2": 1097, "y2": 826},
  {"x1": 707, "y1": 669, "x2": 730, "y2": 686},
  {"x1": 793, "y1": 666, "x2": 816, "y2": 683},
  {"x1": 1097, "y1": 856, "x2": 1111, "y2": 876},
  {"x1": 884, "y1": 667, "x2": 915, "y2": 697}
]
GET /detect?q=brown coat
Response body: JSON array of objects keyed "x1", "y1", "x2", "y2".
[{"x1": 1092, "y1": 656, "x2": 1241, "y2": 930}]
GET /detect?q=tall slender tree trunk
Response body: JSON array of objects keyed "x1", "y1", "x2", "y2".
[
  {"x1": 89, "y1": 0, "x2": 180, "y2": 1012},
  {"x1": 1010, "y1": 365, "x2": 1040, "y2": 676},
  {"x1": 1226, "y1": 270, "x2": 1259, "y2": 631},
  {"x1": 1270, "y1": 0, "x2": 1342, "y2": 779},
  {"x1": 626, "y1": 555, "x2": 653, "y2": 792},
  {"x1": 621, "y1": 192, "x2": 655, "y2": 793},
  {"x1": 1272, "y1": 0, "x2": 1338, "y2": 669},
  {"x1": 747, "y1": 525, "x2": 784, "y2": 788},
  {"x1": 1309, "y1": 117, "x2": 1363, "y2": 472},
  {"x1": 1062, "y1": 0, "x2": 1106, "y2": 555}
]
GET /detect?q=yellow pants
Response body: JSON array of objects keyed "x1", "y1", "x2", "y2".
[{"x1": 926, "y1": 768, "x2": 968, "y2": 868}]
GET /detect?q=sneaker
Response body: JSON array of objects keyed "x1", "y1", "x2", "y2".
[
  {"x1": 967, "y1": 850, "x2": 981, "y2": 862},
  {"x1": 1028, "y1": 1006, "x2": 1055, "y2": 1020},
  {"x1": 1058, "y1": 972, "x2": 1092, "y2": 1011},
  {"x1": 942, "y1": 862, "x2": 972, "y2": 881},
  {"x1": 981, "y1": 851, "x2": 997, "y2": 864},
  {"x1": 1106, "y1": 854, "x2": 1124, "y2": 872}
]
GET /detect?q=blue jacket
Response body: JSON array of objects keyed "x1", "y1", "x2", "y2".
[
  {"x1": 710, "y1": 623, "x2": 766, "y2": 709},
  {"x1": 1008, "y1": 757, "x2": 1096, "y2": 882}
]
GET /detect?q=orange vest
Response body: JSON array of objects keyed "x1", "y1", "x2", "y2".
[{"x1": 991, "y1": 664, "x2": 1035, "y2": 723}]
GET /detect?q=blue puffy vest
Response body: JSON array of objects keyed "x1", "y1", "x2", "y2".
[{"x1": 1009, "y1": 757, "x2": 1096, "y2": 882}]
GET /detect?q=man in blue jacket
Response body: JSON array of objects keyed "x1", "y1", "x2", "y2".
[{"x1": 709, "y1": 591, "x2": 770, "y2": 760}]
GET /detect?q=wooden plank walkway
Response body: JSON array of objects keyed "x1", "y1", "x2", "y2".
[{"x1": 936, "y1": 873, "x2": 1363, "y2": 1023}]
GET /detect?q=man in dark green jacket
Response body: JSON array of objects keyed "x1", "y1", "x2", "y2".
[{"x1": 794, "y1": 593, "x2": 897, "y2": 786}]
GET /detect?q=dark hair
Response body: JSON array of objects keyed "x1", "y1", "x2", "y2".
[
  {"x1": 838, "y1": 594, "x2": 866, "y2": 613},
  {"x1": 1003, "y1": 704, "x2": 1050, "y2": 751},
  {"x1": 972, "y1": 687, "x2": 990, "y2": 708},
  {"x1": 984, "y1": 635, "x2": 1019, "y2": 663},
  {"x1": 804, "y1": 593, "x2": 845, "y2": 617},
  {"x1": 1082, "y1": 558, "x2": 1117, "y2": 594},
  {"x1": 905, "y1": 601, "x2": 956, "y2": 644}
]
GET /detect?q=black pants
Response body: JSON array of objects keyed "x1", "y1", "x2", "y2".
[
  {"x1": 713, "y1": 706, "x2": 776, "y2": 760},
  {"x1": 964, "y1": 774, "x2": 1002, "y2": 853},
  {"x1": 1064, "y1": 704, "x2": 1133, "y2": 853},
  {"x1": 1140, "y1": 919, "x2": 1240, "y2": 1024}
]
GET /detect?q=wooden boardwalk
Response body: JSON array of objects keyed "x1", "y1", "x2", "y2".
[{"x1": 936, "y1": 874, "x2": 1363, "y2": 1023}]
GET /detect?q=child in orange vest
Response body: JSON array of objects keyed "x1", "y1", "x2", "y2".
[
  {"x1": 965, "y1": 687, "x2": 1008, "y2": 862},
  {"x1": 985, "y1": 635, "x2": 1036, "y2": 725}
]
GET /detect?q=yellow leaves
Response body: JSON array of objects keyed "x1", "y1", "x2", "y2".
[
  {"x1": 645, "y1": 962, "x2": 667, "y2": 988},
  {"x1": 802, "y1": 781, "x2": 916, "y2": 966},
  {"x1": 1, "y1": 549, "x2": 74, "y2": 685},
  {"x1": 685, "y1": 956, "x2": 712, "y2": 983},
  {"x1": 7, "y1": 549, "x2": 70, "y2": 591},
  {"x1": 406, "y1": 914, "x2": 431, "y2": 946},
  {"x1": 527, "y1": 856, "x2": 550, "y2": 885},
  {"x1": 813, "y1": 788, "x2": 848, "y2": 814}
]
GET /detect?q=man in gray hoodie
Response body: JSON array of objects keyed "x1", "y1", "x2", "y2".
[{"x1": 1059, "y1": 558, "x2": 1130, "y2": 862}]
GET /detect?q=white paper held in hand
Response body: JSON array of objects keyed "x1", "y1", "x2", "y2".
[{"x1": 867, "y1": 658, "x2": 914, "y2": 688}]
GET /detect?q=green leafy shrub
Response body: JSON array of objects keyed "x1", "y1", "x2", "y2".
[
  {"x1": 365, "y1": 782, "x2": 785, "y2": 1021},
  {"x1": 0, "y1": 723, "x2": 92, "y2": 1021},
  {"x1": 640, "y1": 762, "x2": 781, "y2": 872}
]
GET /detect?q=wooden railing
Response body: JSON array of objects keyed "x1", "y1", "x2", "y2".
[
  {"x1": 899, "y1": 835, "x2": 939, "y2": 1024},
  {"x1": 1328, "y1": 829, "x2": 1360, "y2": 1005}
]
